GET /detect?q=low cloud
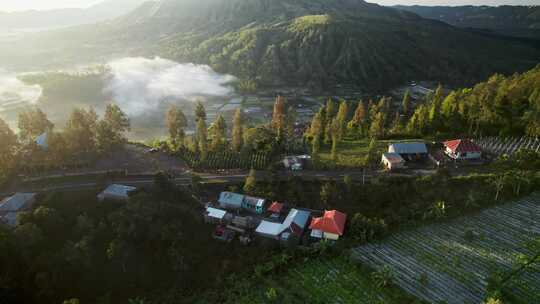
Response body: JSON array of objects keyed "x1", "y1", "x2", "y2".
[
  {"x1": 0, "y1": 70, "x2": 42, "y2": 112},
  {"x1": 104, "y1": 57, "x2": 236, "y2": 116}
]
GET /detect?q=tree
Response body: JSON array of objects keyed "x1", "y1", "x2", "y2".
[
  {"x1": 271, "y1": 95, "x2": 287, "y2": 139},
  {"x1": 524, "y1": 89, "x2": 540, "y2": 137},
  {"x1": 243, "y1": 169, "x2": 258, "y2": 195},
  {"x1": 369, "y1": 112, "x2": 386, "y2": 139},
  {"x1": 232, "y1": 108, "x2": 244, "y2": 152},
  {"x1": 402, "y1": 89, "x2": 411, "y2": 117},
  {"x1": 166, "y1": 106, "x2": 187, "y2": 147},
  {"x1": 407, "y1": 104, "x2": 429, "y2": 135},
  {"x1": 64, "y1": 108, "x2": 98, "y2": 156},
  {"x1": 17, "y1": 108, "x2": 54, "y2": 142},
  {"x1": 308, "y1": 112, "x2": 323, "y2": 159},
  {"x1": 390, "y1": 112, "x2": 404, "y2": 135},
  {"x1": 348, "y1": 100, "x2": 367, "y2": 137},
  {"x1": 196, "y1": 118, "x2": 208, "y2": 160},
  {"x1": 0, "y1": 118, "x2": 18, "y2": 180},
  {"x1": 104, "y1": 104, "x2": 130, "y2": 137},
  {"x1": 243, "y1": 127, "x2": 276, "y2": 154},
  {"x1": 329, "y1": 118, "x2": 340, "y2": 161},
  {"x1": 95, "y1": 105, "x2": 130, "y2": 154},
  {"x1": 286, "y1": 105, "x2": 297, "y2": 139},
  {"x1": 195, "y1": 101, "x2": 206, "y2": 122},
  {"x1": 209, "y1": 114, "x2": 227, "y2": 151},
  {"x1": 365, "y1": 138, "x2": 379, "y2": 167},
  {"x1": 324, "y1": 99, "x2": 336, "y2": 143},
  {"x1": 335, "y1": 100, "x2": 348, "y2": 139}
]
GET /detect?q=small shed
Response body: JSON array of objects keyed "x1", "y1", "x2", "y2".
[
  {"x1": 242, "y1": 195, "x2": 266, "y2": 214},
  {"x1": 0, "y1": 193, "x2": 37, "y2": 227},
  {"x1": 256, "y1": 208, "x2": 311, "y2": 241},
  {"x1": 218, "y1": 192, "x2": 244, "y2": 210},
  {"x1": 98, "y1": 184, "x2": 137, "y2": 202},
  {"x1": 309, "y1": 210, "x2": 347, "y2": 241},
  {"x1": 388, "y1": 142, "x2": 428, "y2": 160},
  {"x1": 381, "y1": 153, "x2": 405, "y2": 170},
  {"x1": 444, "y1": 139, "x2": 482, "y2": 160},
  {"x1": 205, "y1": 207, "x2": 230, "y2": 224}
]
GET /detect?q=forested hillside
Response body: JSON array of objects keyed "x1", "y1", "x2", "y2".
[
  {"x1": 1, "y1": 0, "x2": 539, "y2": 91},
  {"x1": 395, "y1": 5, "x2": 540, "y2": 39}
]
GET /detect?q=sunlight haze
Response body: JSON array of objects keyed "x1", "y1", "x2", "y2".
[{"x1": 1, "y1": 0, "x2": 539, "y2": 12}]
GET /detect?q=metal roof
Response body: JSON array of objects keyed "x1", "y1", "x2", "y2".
[
  {"x1": 0, "y1": 193, "x2": 36, "y2": 212},
  {"x1": 255, "y1": 220, "x2": 283, "y2": 236},
  {"x1": 382, "y1": 153, "x2": 405, "y2": 164},
  {"x1": 388, "y1": 142, "x2": 428, "y2": 154},
  {"x1": 309, "y1": 210, "x2": 347, "y2": 236},
  {"x1": 218, "y1": 192, "x2": 244, "y2": 207},
  {"x1": 206, "y1": 207, "x2": 227, "y2": 219},
  {"x1": 444, "y1": 139, "x2": 481, "y2": 153},
  {"x1": 100, "y1": 184, "x2": 136, "y2": 198}
]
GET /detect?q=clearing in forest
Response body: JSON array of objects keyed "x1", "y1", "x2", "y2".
[{"x1": 352, "y1": 194, "x2": 540, "y2": 304}]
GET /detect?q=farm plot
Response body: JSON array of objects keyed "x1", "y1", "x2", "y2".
[
  {"x1": 234, "y1": 257, "x2": 405, "y2": 304},
  {"x1": 352, "y1": 194, "x2": 540, "y2": 304}
]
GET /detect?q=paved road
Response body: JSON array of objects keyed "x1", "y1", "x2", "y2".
[{"x1": 1, "y1": 170, "x2": 383, "y2": 197}]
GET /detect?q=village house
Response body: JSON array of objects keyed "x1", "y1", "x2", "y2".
[
  {"x1": 204, "y1": 207, "x2": 231, "y2": 224},
  {"x1": 218, "y1": 192, "x2": 267, "y2": 214},
  {"x1": 255, "y1": 208, "x2": 311, "y2": 242},
  {"x1": 388, "y1": 142, "x2": 428, "y2": 161},
  {"x1": 0, "y1": 193, "x2": 37, "y2": 227},
  {"x1": 309, "y1": 210, "x2": 347, "y2": 241},
  {"x1": 97, "y1": 184, "x2": 137, "y2": 202},
  {"x1": 444, "y1": 139, "x2": 482, "y2": 160},
  {"x1": 381, "y1": 152, "x2": 406, "y2": 171}
]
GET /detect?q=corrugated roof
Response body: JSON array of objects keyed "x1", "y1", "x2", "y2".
[
  {"x1": 382, "y1": 153, "x2": 405, "y2": 164},
  {"x1": 218, "y1": 192, "x2": 244, "y2": 206},
  {"x1": 388, "y1": 142, "x2": 428, "y2": 154},
  {"x1": 309, "y1": 210, "x2": 347, "y2": 236},
  {"x1": 206, "y1": 207, "x2": 227, "y2": 219},
  {"x1": 0, "y1": 193, "x2": 36, "y2": 212},
  {"x1": 101, "y1": 184, "x2": 136, "y2": 198},
  {"x1": 444, "y1": 139, "x2": 481, "y2": 153},
  {"x1": 255, "y1": 220, "x2": 283, "y2": 236},
  {"x1": 256, "y1": 208, "x2": 311, "y2": 237}
]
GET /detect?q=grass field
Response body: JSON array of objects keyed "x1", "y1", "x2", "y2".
[
  {"x1": 317, "y1": 138, "x2": 426, "y2": 168},
  {"x1": 352, "y1": 193, "x2": 540, "y2": 304}
]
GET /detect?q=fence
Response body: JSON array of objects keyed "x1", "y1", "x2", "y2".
[{"x1": 474, "y1": 136, "x2": 540, "y2": 156}]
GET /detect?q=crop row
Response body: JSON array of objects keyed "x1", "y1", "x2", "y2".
[{"x1": 352, "y1": 194, "x2": 540, "y2": 304}]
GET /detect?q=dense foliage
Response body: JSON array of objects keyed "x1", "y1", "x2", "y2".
[
  {"x1": 396, "y1": 5, "x2": 540, "y2": 39},
  {"x1": 0, "y1": 176, "x2": 269, "y2": 304}
]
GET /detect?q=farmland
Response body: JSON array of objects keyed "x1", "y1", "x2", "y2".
[
  {"x1": 227, "y1": 256, "x2": 415, "y2": 304},
  {"x1": 352, "y1": 194, "x2": 540, "y2": 304}
]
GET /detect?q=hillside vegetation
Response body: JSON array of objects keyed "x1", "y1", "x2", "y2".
[
  {"x1": 395, "y1": 5, "x2": 540, "y2": 39},
  {"x1": 1, "y1": 0, "x2": 539, "y2": 91}
]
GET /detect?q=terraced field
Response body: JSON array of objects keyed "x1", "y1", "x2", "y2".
[{"x1": 352, "y1": 194, "x2": 540, "y2": 304}]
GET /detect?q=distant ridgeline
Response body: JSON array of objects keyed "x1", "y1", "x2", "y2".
[
  {"x1": 394, "y1": 5, "x2": 540, "y2": 40},
  {"x1": 3, "y1": 0, "x2": 540, "y2": 91}
]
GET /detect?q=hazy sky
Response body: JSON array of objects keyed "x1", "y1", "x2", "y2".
[{"x1": 0, "y1": 0, "x2": 538, "y2": 12}]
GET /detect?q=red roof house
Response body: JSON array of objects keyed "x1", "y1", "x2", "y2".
[
  {"x1": 267, "y1": 202, "x2": 284, "y2": 214},
  {"x1": 444, "y1": 139, "x2": 482, "y2": 160},
  {"x1": 309, "y1": 210, "x2": 347, "y2": 240}
]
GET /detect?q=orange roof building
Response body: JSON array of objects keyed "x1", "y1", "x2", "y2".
[
  {"x1": 309, "y1": 210, "x2": 347, "y2": 241},
  {"x1": 444, "y1": 139, "x2": 482, "y2": 160}
]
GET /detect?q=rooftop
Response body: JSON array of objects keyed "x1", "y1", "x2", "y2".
[{"x1": 309, "y1": 210, "x2": 347, "y2": 236}]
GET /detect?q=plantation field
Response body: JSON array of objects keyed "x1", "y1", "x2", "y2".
[
  {"x1": 233, "y1": 257, "x2": 413, "y2": 304},
  {"x1": 352, "y1": 194, "x2": 540, "y2": 304}
]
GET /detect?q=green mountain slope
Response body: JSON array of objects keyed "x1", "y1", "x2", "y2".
[
  {"x1": 1, "y1": 0, "x2": 539, "y2": 91},
  {"x1": 147, "y1": 0, "x2": 539, "y2": 89},
  {"x1": 394, "y1": 5, "x2": 540, "y2": 39}
]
